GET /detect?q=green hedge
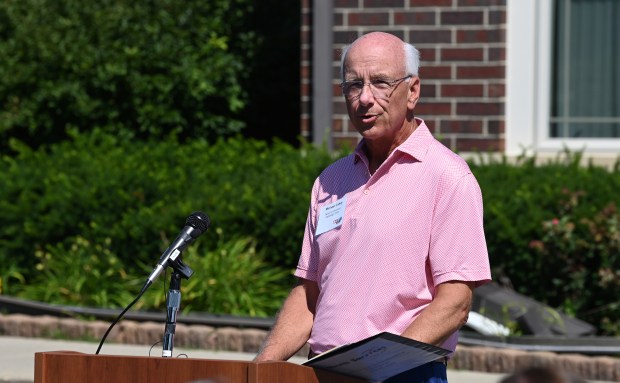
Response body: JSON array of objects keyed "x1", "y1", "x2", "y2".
[
  {"x1": 0, "y1": 131, "x2": 336, "y2": 275},
  {"x1": 2, "y1": 135, "x2": 620, "y2": 333},
  {"x1": 472, "y1": 154, "x2": 620, "y2": 334}
]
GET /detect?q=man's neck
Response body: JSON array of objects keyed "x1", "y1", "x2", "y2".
[{"x1": 364, "y1": 118, "x2": 418, "y2": 174}]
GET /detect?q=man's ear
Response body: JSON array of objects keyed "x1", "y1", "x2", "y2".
[{"x1": 407, "y1": 76, "x2": 421, "y2": 111}]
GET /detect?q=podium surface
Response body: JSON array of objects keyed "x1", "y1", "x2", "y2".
[{"x1": 35, "y1": 351, "x2": 366, "y2": 383}]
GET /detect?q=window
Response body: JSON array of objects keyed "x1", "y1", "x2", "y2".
[
  {"x1": 551, "y1": 0, "x2": 620, "y2": 139},
  {"x1": 506, "y1": 0, "x2": 620, "y2": 156}
]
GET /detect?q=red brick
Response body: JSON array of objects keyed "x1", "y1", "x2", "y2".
[
  {"x1": 457, "y1": 101, "x2": 504, "y2": 115},
  {"x1": 334, "y1": 102, "x2": 350, "y2": 114},
  {"x1": 441, "y1": 11, "x2": 484, "y2": 25},
  {"x1": 441, "y1": 47, "x2": 484, "y2": 61},
  {"x1": 487, "y1": 83, "x2": 505, "y2": 97},
  {"x1": 333, "y1": 65, "x2": 343, "y2": 79},
  {"x1": 334, "y1": 13, "x2": 344, "y2": 26},
  {"x1": 456, "y1": 138, "x2": 504, "y2": 152},
  {"x1": 300, "y1": 117, "x2": 310, "y2": 135},
  {"x1": 335, "y1": 31, "x2": 359, "y2": 45},
  {"x1": 348, "y1": 12, "x2": 390, "y2": 26},
  {"x1": 489, "y1": 47, "x2": 506, "y2": 61},
  {"x1": 394, "y1": 11, "x2": 436, "y2": 25},
  {"x1": 301, "y1": 64, "x2": 310, "y2": 79},
  {"x1": 416, "y1": 102, "x2": 451, "y2": 115},
  {"x1": 421, "y1": 83, "x2": 437, "y2": 98},
  {"x1": 333, "y1": 47, "x2": 343, "y2": 61},
  {"x1": 488, "y1": 119, "x2": 505, "y2": 134},
  {"x1": 458, "y1": 0, "x2": 506, "y2": 6},
  {"x1": 441, "y1": 84, "x2": 484, "y2": 97},
  {"x1": 332, "y1": 83, "x2": 343, "y2": 97},
  {"x1": 418, "y1": 48, "x2": 436, "y2": 61},
  {"x1": 335, "y1": 0, "x2": 359, "y2": 7},
  {"x1": 364, "y1": 0, "x2": 405, "y2": 7},
  {"x1": 426, "y1": 120, "x2": 437, "y2": 133},
  {"x1": 420, "y1": 65, "x2": 451, "y2": 79},
  {"x1": 437, "y1": 135, "x2": 452, "y2": 148},
  {"x1": 457, "y1": 28, "x2": 505, "y2": 43},
  {"x1": 411, "y1": 0, "x2": 452, "y2": 6},
  {"x1": 489, "y1": 10, "x2": 507, "y2": 24},
  {"x1": 409, "y1": 29, "x2": 452, "y2": 44},
  {"x1": 332, "y1": 118, "x2": 344, "y2": 133},
  {"x1": 441, "y1": 120, "x2": 484, "y2": 134},
  {"x1": 302, "y1": 83, "x2": 311, "y2": 97},
  {"x1": 457, "y1": 65, "x2": 505, "y2": 79},
  {"x1": 302, "y1": 12, "x2": 311, "y2": 26},
  {"x1": 301, "y1": 29, "x2": 311, "y2": 45}
]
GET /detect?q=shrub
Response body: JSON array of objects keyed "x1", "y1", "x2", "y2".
[
  {"x1": 527, "y1": 191, "x2": 620, "y2": 334},
  {"x1": 471, "y1": 152, "x2": 620, "y2": 334},
  {"x1": 18, "y1": 236, "x2": 141, "y2": 308},
  {"x1": 0, "y1": 131, "x2": 337, "y2": 285},
  {"x1": 140, "y1": 234, "x2": 292, "y2": 317},
  {"x1": 18, "y1": 234, "x2": 291, "y2": 316}
]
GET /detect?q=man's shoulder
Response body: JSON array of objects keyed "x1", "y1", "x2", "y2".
[
  {"x1": 426, "y1": 138, "x2": 473, "y2": 176},
  {"x1": 318, "y1": 153, "x2": 357, "y2": 177}
]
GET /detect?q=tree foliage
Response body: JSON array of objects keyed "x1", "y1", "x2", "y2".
[{"x1": 0, "y1": 0, "x2": 256, "y2": 152}]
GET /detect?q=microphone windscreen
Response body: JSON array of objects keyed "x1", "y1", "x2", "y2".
[{"x1": 186, "y1": 211, "x2": 211, "y2": 234}]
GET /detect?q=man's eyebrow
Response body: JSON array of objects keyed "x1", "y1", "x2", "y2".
[{"x1": 344, "y1": 73, "x2": 393, "y2": 82}]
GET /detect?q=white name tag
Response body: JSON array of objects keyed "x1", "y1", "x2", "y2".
[{"x1": 315, "y1": 196, "x2": 347, "y2": 236}]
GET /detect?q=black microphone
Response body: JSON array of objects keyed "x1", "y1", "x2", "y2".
[{"x1": 146, "y1": 211, "x2": 210, "y2": 284}]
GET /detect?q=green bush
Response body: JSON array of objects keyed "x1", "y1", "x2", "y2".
[
  {"x1": 527, "y1": 192, "x2": 620, "y2": 334},
  {"x1": 0, "y1": 131, "x2": 337, "y2": 285},
  {"x1": 471, "y1": 153, "x2": 620, "y2": 335},
  {"x1": 141, "y1": 234, "x2": 291, "y2": 317},
  {"x1": 0, "y1": 0, "x2": 256, "y2": 151},
  {"x1": 18, "y1": 236, "x2": 141, "y2": 308},
  {"x1": 18, "y1": 234, "x2": 291, "y2": 316}
]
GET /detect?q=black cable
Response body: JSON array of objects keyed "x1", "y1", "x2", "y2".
[
  {"x1": 95, "y1": 280, "x2": 152, "y2": 355},
  {"x1": 149, "y1": 341, "x2": 163, "y2": 357}
]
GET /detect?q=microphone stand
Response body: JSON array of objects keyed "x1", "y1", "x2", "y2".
[
  {"x1": 162, "y1": 257, "x2": 193, "y2": 358},
  {"x1": 162, "y1": 271, "x2": 182, "y2": 357}
]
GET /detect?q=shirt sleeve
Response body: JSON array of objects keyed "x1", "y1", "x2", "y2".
[
  {"x1": 429, "y1": 172, "x2": 492, "y2": 287},
  {"x1": 294, "y1": 177, "x2": 321, "y2": 282}
]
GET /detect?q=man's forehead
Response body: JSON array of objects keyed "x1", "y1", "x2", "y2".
[{"x1": 344, "y1": 45, "x2": 404, "y2": 76}]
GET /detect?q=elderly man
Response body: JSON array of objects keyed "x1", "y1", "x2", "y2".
[{"x1": 255, "y1": 32, "x2": 491, "y2": 383}]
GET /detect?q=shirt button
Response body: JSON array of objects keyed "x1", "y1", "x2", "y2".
[{"x1": 363, "y1": 189, "x2": 369, "y2": 195}]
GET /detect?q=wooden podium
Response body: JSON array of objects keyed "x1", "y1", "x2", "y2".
[{"x1": 35, "y1": 351, "x2": 367, "y2": 383}]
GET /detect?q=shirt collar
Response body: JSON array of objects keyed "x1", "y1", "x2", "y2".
[{"x1": 353, "y1": 118, "x2": 433, "y2": 165}]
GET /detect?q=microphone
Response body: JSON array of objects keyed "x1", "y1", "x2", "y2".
[{"x1": 146, "y1": 211, "x2": 210, "y2": 284}]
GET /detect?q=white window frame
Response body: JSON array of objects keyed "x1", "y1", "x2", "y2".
[{"x1": 506, "y1": 0, "x2": 620, "y2": 157}]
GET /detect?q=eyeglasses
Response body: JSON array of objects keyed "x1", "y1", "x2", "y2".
[{"x1": 341, "y1": 75, "x2": 412, "y2": 101}]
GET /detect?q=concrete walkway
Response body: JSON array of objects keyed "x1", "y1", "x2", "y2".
[{"x1": 0, "y1": 335, "x2": 509, "y2": 383}]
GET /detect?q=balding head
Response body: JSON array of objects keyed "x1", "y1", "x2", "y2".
[{"x1": 340, "y1": 32, "x2": 420, "y2": 81}]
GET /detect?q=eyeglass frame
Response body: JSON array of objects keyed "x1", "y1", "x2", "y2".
[{"x1": 340, "y1": 75, "x2": 413, "y2": 100}]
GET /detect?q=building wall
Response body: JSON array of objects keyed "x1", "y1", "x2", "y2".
[{"x1": 301, "y1": 0, "x2": 507, "y2": 152}]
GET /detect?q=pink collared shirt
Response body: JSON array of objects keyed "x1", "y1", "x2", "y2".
[{"x1": 294, "y1": 119, "x2": 491, "y2": 354}]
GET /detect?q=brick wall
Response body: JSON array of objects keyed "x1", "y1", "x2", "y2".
[
  {"x1": 300, "y1": 0, "x2": 313, "y2": 142},
  {"x1": 301, "y1": 0, "x2": 506, "y2": 152}
]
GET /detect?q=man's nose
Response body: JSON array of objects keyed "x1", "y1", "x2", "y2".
[{"x1": 358, "y1": 83, "x2": 375, "y2": 105}]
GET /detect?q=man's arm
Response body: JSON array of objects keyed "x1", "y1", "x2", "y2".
[
  {"x1": 400, "y1": 280, "x2": 474, "y2": 346},
  {"x1": 254, "y1": 278, "x2": 319, "y2": 361}
]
